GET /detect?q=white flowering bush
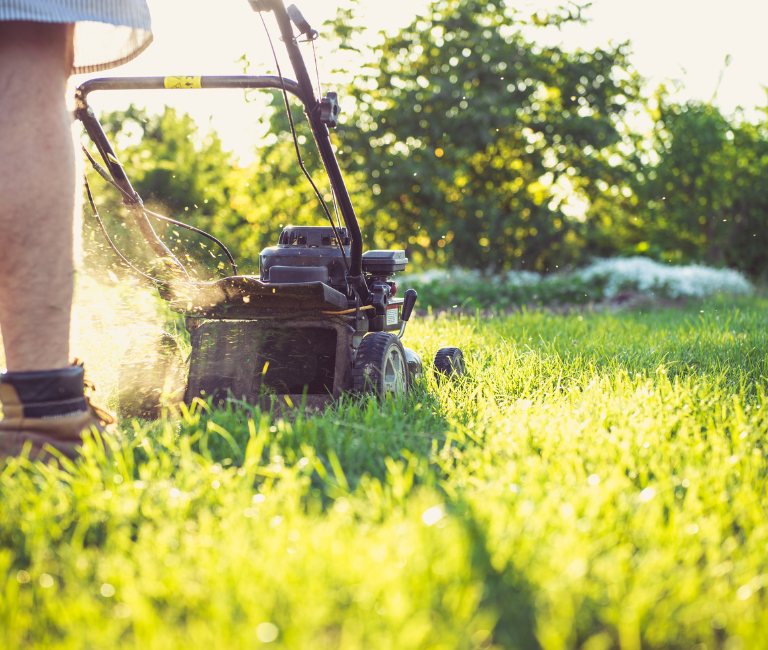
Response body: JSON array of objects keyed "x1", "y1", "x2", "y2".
[
  {"x1": 399, "y1": 257, "x2": 752, "y2": 309},
  {"x1": 575, "y1": 257, "x2": 752, "y2": 299},
  {"x1": 402, "y1": 268, "x2": 540, "y2": 288}
]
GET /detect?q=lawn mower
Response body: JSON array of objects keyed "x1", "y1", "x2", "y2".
[{"x1": 75, "y1": 0, "x2": 465, "y2": 415}]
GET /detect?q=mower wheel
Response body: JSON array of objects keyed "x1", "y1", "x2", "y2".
[
  {"x1": 353, "y1": 332, "x2": 409, "y2": 398},
  {"x1": 433, "y1": 346, "x2": 465, "y2": 379},
  {"x1": 403, "y1": 347, "x2": 423, "y2": 381}
]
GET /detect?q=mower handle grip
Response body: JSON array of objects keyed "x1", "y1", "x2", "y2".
[
  {"x1": 397, "y1": 289, "x2": 417, "y2": 339},
  {"x1": 287, "y1": 4, "x2": 318, "y2": 39},
  {"x1": 401, "y1": 289, "x2": 418, "y2": 322}
]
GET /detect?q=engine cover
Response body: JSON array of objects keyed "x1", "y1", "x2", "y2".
[{"x1": 260, "y1": 226, "x2": 350, "y2": 293}]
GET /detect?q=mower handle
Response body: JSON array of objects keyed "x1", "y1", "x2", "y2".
[{"x1": 250, "y1": 0, "x2": 370, "y2": 304}]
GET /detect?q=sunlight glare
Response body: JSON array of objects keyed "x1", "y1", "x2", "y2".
[{"x1": 75, "y1": 0, "x2": 768, "y2": 161}]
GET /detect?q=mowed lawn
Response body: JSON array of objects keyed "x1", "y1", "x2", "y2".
[{"x1": 2, "y1": 295, "x2": 768, "y2": 649}]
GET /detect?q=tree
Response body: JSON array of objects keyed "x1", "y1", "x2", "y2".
[
  {"x1": 86, "y1": 4, "x2": 768, "y2": 280},
  {"x1": 83, "y1": 105, "x2": 244, "y2": 280},
  {"x1": 594, "y1": 94, "x2": 768, "y2": 276},
  {"x1": 323, "y1": 0, "x2": 642, "y2": 271}
]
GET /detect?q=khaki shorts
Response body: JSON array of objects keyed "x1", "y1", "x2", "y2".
[{"x1": 0, "y1": 0, "x2": 152, "y2": 72}]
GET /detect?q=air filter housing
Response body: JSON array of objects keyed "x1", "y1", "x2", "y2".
[{"x1": 361, "y1": 250, "x2": 408, "y2": 276}]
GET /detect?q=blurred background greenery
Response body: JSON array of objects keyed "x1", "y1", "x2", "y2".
[{"x1": 81, "y1": 0, "x2": 768, "y2": 282}]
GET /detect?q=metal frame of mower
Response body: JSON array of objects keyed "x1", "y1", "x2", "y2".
[{"x1": 75, "y1": 0, "x2": 464, "y2": 414}]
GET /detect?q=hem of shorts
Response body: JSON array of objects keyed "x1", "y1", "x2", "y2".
[
  {"x1": 0, "y1": 12, "x2": 150, "y2": 30},
  {"x1": 72, "y1": 32, "x2": 153, "y2": 74}
]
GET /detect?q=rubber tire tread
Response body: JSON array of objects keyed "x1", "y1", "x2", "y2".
[
  {"x1": 433, "y1": 346, "x2": 465, "y2": 379},
  {"x1": 353, "y1": 332, "x2": 408, "y2": 397}
]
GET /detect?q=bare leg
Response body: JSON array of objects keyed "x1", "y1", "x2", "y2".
[{"x1": 0, "y1": 22, "x2": 75, "y2": 372}]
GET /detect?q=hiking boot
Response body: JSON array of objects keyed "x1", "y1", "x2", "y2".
[{"x1": 0, "y1": 362, "x2": 115, "y2": 461}]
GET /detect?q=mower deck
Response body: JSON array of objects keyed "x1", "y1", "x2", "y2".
[
  {"x1": 169, "y1": 276, "x2": 348, "y2": 318},
  {"x1": 185, "y1": 316, "x2": 355, "y2": 407}
]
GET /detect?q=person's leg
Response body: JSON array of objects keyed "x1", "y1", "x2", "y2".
[
  {"x1": 0, "y1": 21, "x2": 76, "y2": 372},
  {"x1": 0, "y1": 22, "x2": 113, "y2": 461}
]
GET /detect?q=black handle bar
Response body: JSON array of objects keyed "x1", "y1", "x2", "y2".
[{"x1": 253, "y1": 0, "x2": 369, "y2": 302}]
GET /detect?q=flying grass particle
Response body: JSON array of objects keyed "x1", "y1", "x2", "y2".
[
  {"x1": 639, "y1": 487, "x2": 656, "y2": 503},
  {"x1": 256, "y1": 622, "x2": 279, "y2": 643},
  {"x1": 737, "y1": 585, "x2": 753, "y2": 601},
  {"x1": 422, "y1": 505, "x2": 445, "y2": 526}
]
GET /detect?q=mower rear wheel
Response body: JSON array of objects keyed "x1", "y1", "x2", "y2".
[
  {"x1": 354, "y1": 332, "x2": 409, "y2": 398},
  {"x1": 433, "y1": 346, "x2": 465, "y2": 379}
]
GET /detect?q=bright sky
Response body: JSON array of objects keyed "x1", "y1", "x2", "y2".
[
  {"x1": 543, "y1": 0, "x2": 768, "y2": 114},
  {"x1": 76, "y1": 0, "x2": 768, "y2": 159}
]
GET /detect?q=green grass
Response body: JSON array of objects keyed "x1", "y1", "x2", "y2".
[{"x1": 2, "y1": 294, "x2": 768, "y2": 649}]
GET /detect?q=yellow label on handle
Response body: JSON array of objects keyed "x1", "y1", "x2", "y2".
[{"x1": 164, "y1": 76, "x2": 202, "y2": 89}]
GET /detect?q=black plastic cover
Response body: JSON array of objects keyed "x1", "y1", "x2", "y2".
[
  {"x1": 278, "y1": 226, "x2": 349, "y2": 247},
  {"x1": 268, "y1": 265, "x2": 329, "y2": 284},
  {"x1": 362, "y1": 250, "x2": 408, "y2": 275},
  {"x1": 262, "y1": 226, "x2": 350, "y2": 292}
]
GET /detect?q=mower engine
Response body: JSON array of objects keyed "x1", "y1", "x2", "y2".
[
  {"x1": 179, "y1": 225, "x2": 421, "y2": 409},
  {"x1": 260, "y1": 226, "x2": 406, "y2": 329}
]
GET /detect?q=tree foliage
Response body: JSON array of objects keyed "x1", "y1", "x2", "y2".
[
  {"x1": 327, "y1": 0, "x2": 642, "y2": 271},
  {"x1": 84, "y1": 106, "x2": 243, "y2": 280},
  {"x1": 81, "y1": 0, "x2": 768, "y2": 279},
  {"x1": 84, "y1": 103, "x2": 338, "y2": 279},
  {"x1": 612, "y1": 97, "x2": 768, "y2": 276}
]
